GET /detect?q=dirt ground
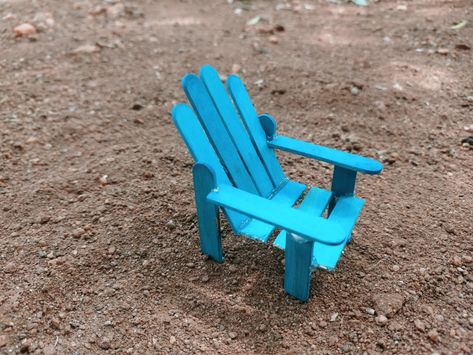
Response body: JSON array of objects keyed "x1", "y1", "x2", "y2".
[{"x1": 1, "y1": 0, "x2": 472, "y2": 354}]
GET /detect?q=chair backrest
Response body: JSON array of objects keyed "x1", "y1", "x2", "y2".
[{"x1": 172, "y1": 65, "x2": 286, "y2": 230}]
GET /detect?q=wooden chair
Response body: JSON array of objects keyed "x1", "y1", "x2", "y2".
[{"x1": 171, "y1": 65, "x2": 382, "y2": 301}]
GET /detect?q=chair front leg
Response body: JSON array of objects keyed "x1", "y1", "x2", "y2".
[
  {"x1": 284, "y1": 232, "x2": 314, "y2": 302},
  {"x1": 192, "y1": 163, "x2": 223, "y2": 262}
]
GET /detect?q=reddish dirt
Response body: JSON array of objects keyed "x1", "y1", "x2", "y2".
[{"x1": 1, "y1": 0, "x2": 472, "y2": 354}]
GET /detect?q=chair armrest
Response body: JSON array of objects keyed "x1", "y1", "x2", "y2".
[
  {"x1": 207, "y1": 184, "x2": 346, "y2": 246},
  {"x1": 268, "y1": 136, "x2": 383, "y2": 175}
]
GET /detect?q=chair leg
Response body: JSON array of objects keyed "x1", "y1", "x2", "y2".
[
  {"x1": 284, "y1": 232, "x2": 314, "y2": 302},
  {"x1": 192, "y1": 163, "x2": 223, "y2": 263}
]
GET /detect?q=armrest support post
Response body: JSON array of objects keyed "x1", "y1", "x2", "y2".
[
  {"x1": 193, "y1": 163, "x2": 223, "y2": 262},
  {"x1": 329, "y1": 166, "x2": 357, "y2": 214}
]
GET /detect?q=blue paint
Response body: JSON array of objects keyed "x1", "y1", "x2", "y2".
[
  {"x1": 227, "y1": 75, "x2": 286, "y2": 186},
  {"x1": 239, "y1": 179, "x2": 306, "y2": 242},
  {"x1": 274, "y1": 189, "x2": 365, "y2": 271},
  {"x1": 269, "y1": 136, "x2": 383, "y2": 175},
  {"x1": 172, "y1": 65, "x2": 383, "y2": 301},
  {"x1": 171, "y1": 104, "x2": 247, "y2": 231},
  {"x1": 183, "y1": 74, "x2": 259, "y2": 194},
  {"x1": 207, "y1": 184, "x2": 345, "y2": 245},
  {"x1": 200, "y1": 65, "x2": 275, "y2": 197},
  {"x1": 258, "y1": 113, "x2": 277, "y2": 140},
  {"x1": 274, "y1": 187, "x2": 333, "y2": 250},
  {"x1": 329, "y1": 165, "x2": 358, "y2": 216},
  {"x1": 192, "y1": 163, "x2": 223, "y2": 262},
  {"x1": 284, "y1": 233, "x2": 314, "y2": 302}
]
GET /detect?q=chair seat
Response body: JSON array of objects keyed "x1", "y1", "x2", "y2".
[
  {"x1": 237, "y1": 179, "x2": 306, "y2": 242},
  {"x1": 237, "y1": 180, "x2": 364, "y2": 270},
  {"x1": 274, "y1": 192, "x2": 364, "y2": 270}
]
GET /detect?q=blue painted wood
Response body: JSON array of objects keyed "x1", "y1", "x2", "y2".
[
  {"x1": 331, "y1": 166, "x2": 357, "y2": 197},
  {"x1": 312, "y1": 196, "x2": 364, "y2": 270},
  {"x1": 192, "y1": 163, "x2": 223, "y2": 262},
  {"x1": 182, "y1": 74, "x2": 259, "y2": 195},
  {"x1": 199, "y1": 65, "x2": 275, "y2": 197},
  {"x1": 274, "y1": 193, "x2": 364, "y2": 270},
  {"x1": 269, "y1": 136, "x2": 383, "y2": 175},
  {"x1": 172, "y1": 66, "x2": 383, "y2": 301},
  {"x1": 171, "y1": 104, "x2": 247, "y2": 231},
  {"x1": 284, "y1": 232, "x2": 314, "y2": 302},
  {"x1": 239, "y1": 179, "x2": 306, "y2": 242},
  {"x1": 258, "y1": 114, "x2": 277, "y2": 140},
  {"x1": 274, "y1": 187, "x2": 333, "y2": 248},
  {"x1": 226, "y1": 75, "x2": 286, "y2": 186},
  {"x1": 329, "y1": 166, "x2": 357, "y2": 216},
  {"x1": 274, "y1": 188, "x2": 363, "y2": 270},
  {"x1": 206, "y1": 184, "x2": 345, "y2": 245}
]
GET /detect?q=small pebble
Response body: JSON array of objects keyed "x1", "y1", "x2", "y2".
[
  {"x1": 4, "y1": 262, "x2": 17, "y2": 273},
  {"x1": 451, "y1": 256, "x2": 462, "y2": 266},
  {"x1": 166, "y1": 220, "x2": 176, "y2": 230},
  {"x1": 464, "y1": 124, "x2": 473, "y2": 134},
  {"x1": 414, "y1": 319, "x2": 426, "y2": 332},
  {"x1": 14, "y1": 23, "x2": 36, "y2": 37},
  {"x1": 72, "y1": 228, "x2": 85, "y2": 239},
  {"x1": 436, "y1": 48, "x2": 449, "y2": 55},
  {"x1": 73, "y1": 44, "x2": 100, "y2": 54},
  {"x1": 38, "y1": 216, "x2": 51, "y2": 224},
  {"x1": 0, "y1": 335, "x2": 8, "y2": 348},
  {"x1": 50, "y1": 318, "x2": 60, "y2": 330},
  {"x1": 231, "y1": 64, "x2": 241, "y2": 74},
  {"x1": 350, "y1": 86, "x2": 360, "y2": 95},
  {"x1": 375, "y1": 315, "x2": 388, "y2": 325},
  {"x1": 428, "y1": 329, "x2": 439, "y2": 342},
  {"x1": 99, "y1": 175, "x2": 108, "y2": 185},
  {"x1": 98, "y1": 337, "x2": 111, "y2": 350},
  {"x1": 268, "y1": 35, "x2": 279, "y2": 44}
]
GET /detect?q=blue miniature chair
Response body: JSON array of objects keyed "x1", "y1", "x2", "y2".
[{"x1": 171, "y1": 65, "x2": 382, "y2": 301}]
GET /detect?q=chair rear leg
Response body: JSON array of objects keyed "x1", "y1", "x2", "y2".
[
  {"x1": 284, "y1": 232, "x2": 314, "y2": 302},
  {"x1": 192, "y1": 163, "x2": 223, "y2": 262}
]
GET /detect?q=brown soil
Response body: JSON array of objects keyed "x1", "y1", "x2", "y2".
[{"x1": 1, "y1": 0, "x2": 472, "y2": 354}]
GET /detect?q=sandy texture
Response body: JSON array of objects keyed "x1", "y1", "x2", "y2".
[{"x1": 1, "y1": 0, "x2": 472, "y2": 353}]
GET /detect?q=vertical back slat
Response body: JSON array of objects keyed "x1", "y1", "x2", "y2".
[
  {"x1": 199, "y1": 65, "x2": 275, "y2": 197},
  {"x1": 226, "y1": 75, "x2": 286, "y2": 187},
  {"x1": 171, "y1": 104, "x2": 247, "y2": 231},
  {"x1": 182, "y1": 74, "x2": 259, "y2": 195}
]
